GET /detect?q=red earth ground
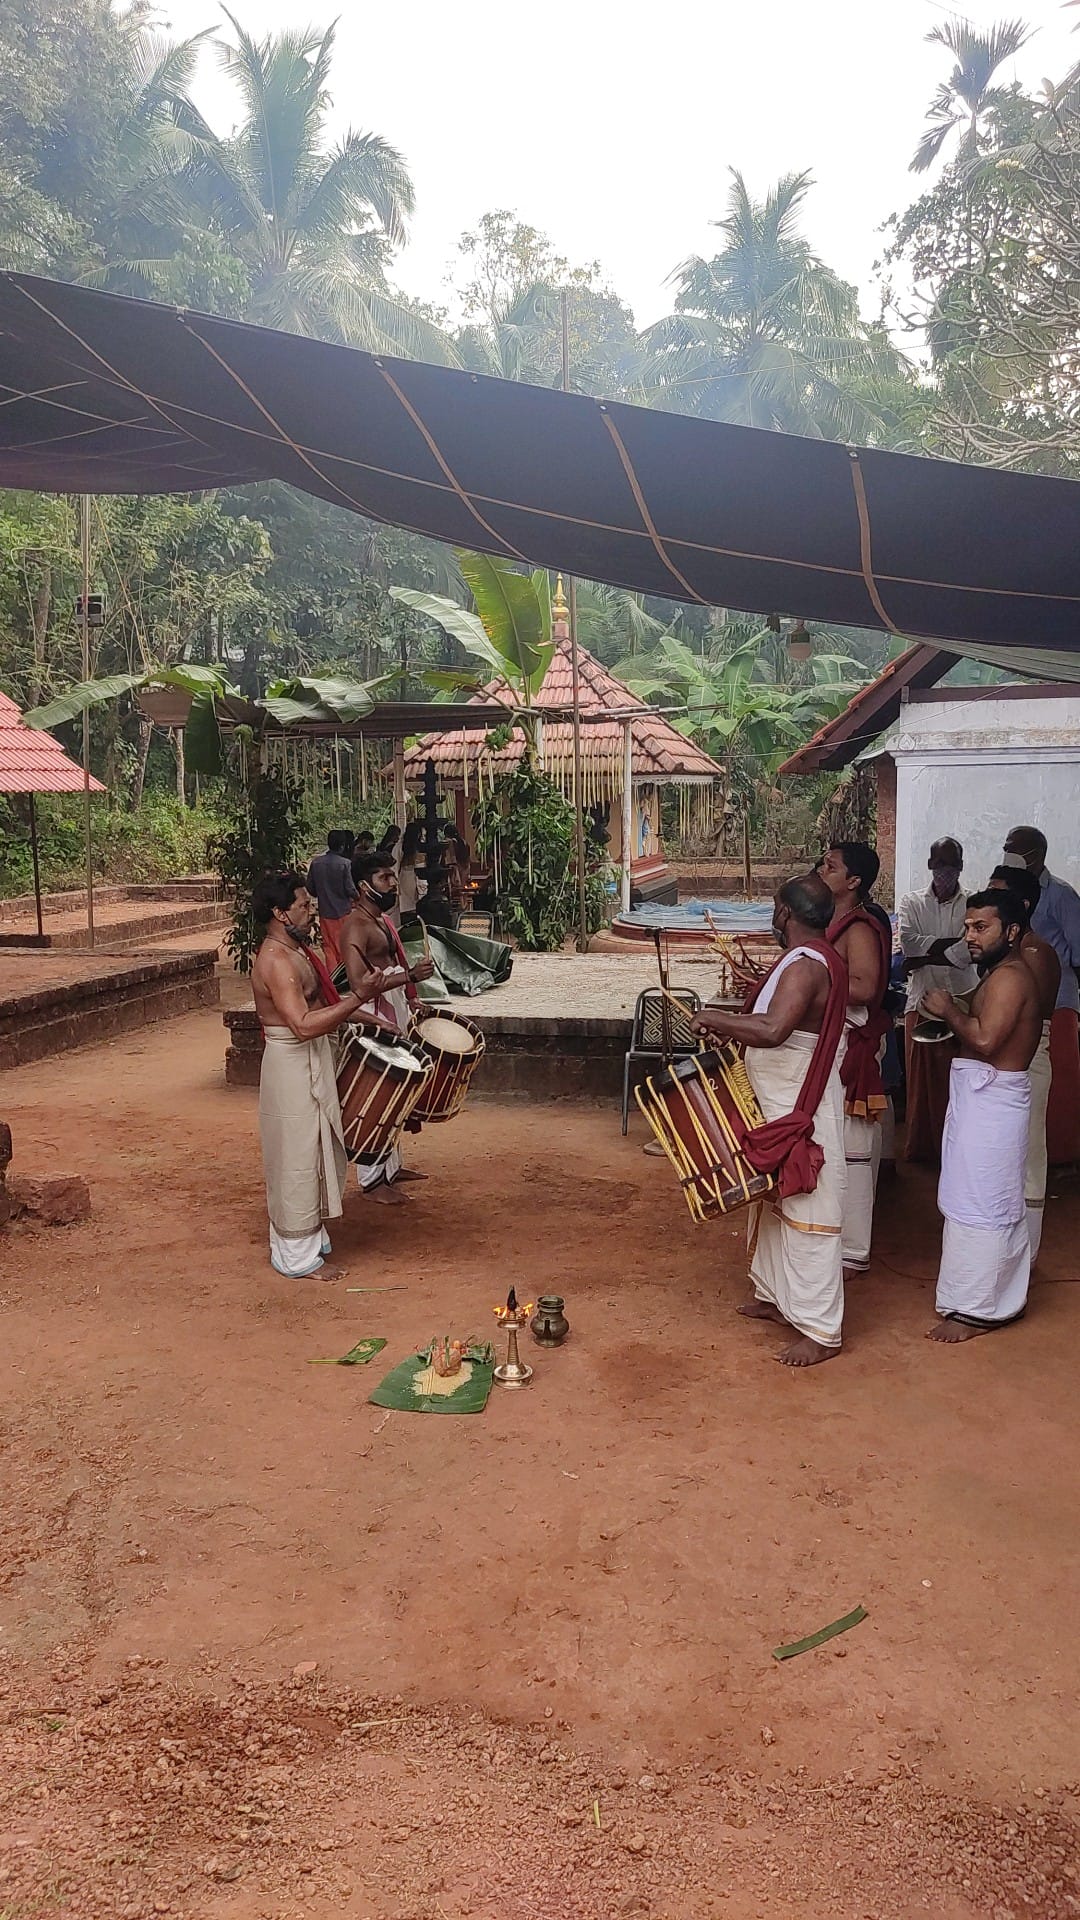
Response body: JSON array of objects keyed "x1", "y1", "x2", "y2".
[{"x1": 1, "y1": 993, "x2": 1078, "y2": 1919}]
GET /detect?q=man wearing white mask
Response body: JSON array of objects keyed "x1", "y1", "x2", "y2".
[{"x1": 899, "y1": 837, "x2": 979, "y2": 1163}]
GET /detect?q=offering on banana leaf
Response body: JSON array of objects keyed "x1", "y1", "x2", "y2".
[
  {"x1": 430, "y1": 1335, "x2": 467, "y2": 1377},
  {"x1": 369, "y1": 1340, "x2": 496, "y2": 1414}
]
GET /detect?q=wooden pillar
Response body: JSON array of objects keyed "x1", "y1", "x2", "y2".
[
  {"x1": 28, "y1": 792, "x2": 43, "y2": 938},
  {"x1": 620, "y1": 720, "x2": 633, "y2": 914}
]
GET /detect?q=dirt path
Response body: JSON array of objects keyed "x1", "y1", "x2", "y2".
[{"x1": 1, "y1": 1005, "x2": 1078, "y2": 1918}]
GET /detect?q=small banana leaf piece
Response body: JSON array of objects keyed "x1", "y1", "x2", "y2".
[
  {"x1": 773, "y1": 1605, "x2": 867, "y2": 1661},
  {"x1": 310, "y1": 1338, "x2": 388, "y2": 1367}
]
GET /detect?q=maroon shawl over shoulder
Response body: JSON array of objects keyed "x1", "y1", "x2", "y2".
[
  {"x1": 825, "y1": 909, "x2": 891, "y2": 1119},
  {"x1": 737, "y1": 938, "x2": 849, "y2": 1197}
]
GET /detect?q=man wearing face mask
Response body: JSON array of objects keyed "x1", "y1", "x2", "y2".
[
  {"x1": 340, "y1": 850, "x2": 435, "y2": 1204},
  {"x1": 251, "y1": 871, "x2": 388, "y2": 1279},
  {"x1": 922, "y1": 891, "x2": 1040, "y2": 1341},
  {"x1": 691, "y1": 872, "x2": 850, "y2": 1367},
  {"x1": 898, "y1": 837, "x2": 979, "y2": 1163}
]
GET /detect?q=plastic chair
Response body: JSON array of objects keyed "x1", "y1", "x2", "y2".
[{"x1": 621, "y1": 987, "x2": 701, "y2": 1135}]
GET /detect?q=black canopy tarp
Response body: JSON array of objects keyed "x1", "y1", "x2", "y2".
[{"x1": 2, "y1": 271, "x2": 1080, "y2": 653}]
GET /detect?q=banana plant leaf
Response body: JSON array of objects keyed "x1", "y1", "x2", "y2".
[
  {"x1": 460, "y1": 550, "x2": 553, "y2": 700},
  {"x1": 24, "y1": 662, "x2": 238, "y2": 731},
  {"x1": 263, "y1": 673, "x2": 389, "y2": 724},
  {"x1": 24, "y1": 671, "x2": 150, "y2": 729},
  {"x1": 183, "y1": 686, "x2": 223, "y2": 776},
  {"x1": 388, "y1": 587, "x2": 504, "y2": 679}
]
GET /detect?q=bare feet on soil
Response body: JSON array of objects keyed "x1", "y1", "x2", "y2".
[
  {"x1": 777, "y1": 1336, "x2": 840, "y2": 1367},
  {"x1": 927, "y1": 1316, "x2": 989, "y2": 1342}
]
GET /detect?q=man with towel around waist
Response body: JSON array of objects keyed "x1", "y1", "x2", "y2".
[
  {"x1": 1002, "y1": 826, "x2": 1080, "y2": 1166},
  {"x1": 251, "y1": 871, "x2": 389, "y2": 1279},
  {"x1": 987, "y1": 866, "x2": 1060, "y2": 1263},
  {"x1": 692, "y1": 872, "x2": 849, "y2": 1368},
  {"x1": 818, "y1": 841, "x2": 892, "y2": 1278},
  {"x1": 922, "y1": 890, "x2": 1041, "y2": 1342}
]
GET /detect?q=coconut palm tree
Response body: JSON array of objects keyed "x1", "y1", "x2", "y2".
[
  {"x1": 455, "y1": 282, "x2": 559, "y2": 384},
  {"x1": 911, "y1": 17, "x2": 1031, "y2": 173},
  {"x1": 192, "y1": 12, "x2": 453, "y2": 360},
  {"x1": 639, "y1": 171, "x2": 902, "y2": 438}
]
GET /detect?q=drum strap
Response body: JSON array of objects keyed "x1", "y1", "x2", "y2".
[
  {"x1": 385, "y1": 919, "x2": 419, "y2": 1008},
  {"x1": 305, "y1": 944, "x2": 342, "y2": 1008},
  {"x1": 825, "y1": 910, "x2": 892, "y2": 1118}
]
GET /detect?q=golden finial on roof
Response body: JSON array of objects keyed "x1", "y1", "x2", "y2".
[{"x1": 552, "y1": 573, "x2": 569, "y2": 620}]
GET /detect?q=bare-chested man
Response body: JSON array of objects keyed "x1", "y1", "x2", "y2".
[
  {"x1": 988, "y1": 865, "x2": 1061, "y2": 1261},
  {"x1": 922, "y1": 889, "x2": 1042, "y2": 1341},
  {"x1": 251, "y1": 870, "x2": 386, "y2": 1279},
  {"x1": 691, "y1": 872, "x2": 850, "y2": 1367},
  {"x1": 340, "y1": 849, "x2": 435, "y2": 1205},
  {"x1": 817, "y1": 841, "x2": 891, "y2": 1277}
]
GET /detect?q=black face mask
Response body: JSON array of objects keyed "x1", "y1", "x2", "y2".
[
  {"x1": 282, "y1": 920, "x2": 312, "y2": 946},
  {"x1": 363, "y1": 881, "x2": 397, "y2": 913}
]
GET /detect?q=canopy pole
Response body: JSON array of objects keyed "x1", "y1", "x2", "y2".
[
  {"x1": 392, "y1": 737, "x2": 407, "y2": 832},
  {"x1": 620, "y1": 720, "x2": 633, "y2": 915},
  {"x1": 562, "y1": 291, "x2": 589, "y2": 955},
  {"x1": 79, "y1": 493, "x2": 95, "y2": 948},
  {"x1": 28, "y1": 792, "x2": 43, "y2": 939}
]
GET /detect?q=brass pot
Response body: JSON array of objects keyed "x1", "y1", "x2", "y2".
[{"x1": 531, "y1": 1295, "x2": 570, "y2": 1346}]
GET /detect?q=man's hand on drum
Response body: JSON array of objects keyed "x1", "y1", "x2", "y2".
[
  {"x1": 922, "y1": 987, "x2": 955, "y2": 1019},
  {"x1": 692, "y1": 1006, "x2": 735, "y2": 1038}
]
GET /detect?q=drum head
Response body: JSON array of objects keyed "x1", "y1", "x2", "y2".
[
  {"x1": 912, "y1": 1021, "x2": 951, "y2": 1045},
  {"x1": 417, "y1": 1015, "x2": 476, "y2": 1055},
  {"x1": 349, "y1": 1030, "x2": 428, "y2": 1074}
]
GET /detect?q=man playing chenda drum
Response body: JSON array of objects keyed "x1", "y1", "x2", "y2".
[
  {"x1": 340, "y1": 849, "x2": 434, "y2": 1205},
  {"x1": 692, "y1": 871, "x2": 850, "y2": 1368},
  {"x1": 251, "y1": 871, "x2": 389, "y2": 1280}
]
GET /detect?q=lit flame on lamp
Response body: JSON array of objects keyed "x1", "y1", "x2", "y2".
[{"x1": 493, "y1": 1289, "x2": 534, "y2": 1387}]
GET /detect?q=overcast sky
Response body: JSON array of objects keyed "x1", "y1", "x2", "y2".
[{"x1": 165, "y1": 0, "x2": 1077, "y2": 329}]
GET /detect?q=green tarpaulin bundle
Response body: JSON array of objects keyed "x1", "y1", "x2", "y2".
[{"x1": 400, "y1": 925, "x2": 513, "y2": 998}]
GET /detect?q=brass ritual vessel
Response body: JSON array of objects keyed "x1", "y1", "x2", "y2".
[
  {"x1": 530, "y1": 1295, "x2": 570, "y2": 1346},
  {"x1": 493, "y1": 1288, "x2": 534, "y2": 1387}
]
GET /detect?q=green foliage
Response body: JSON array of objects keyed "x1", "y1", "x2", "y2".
[
  {"x1": 911, "y1": 18, "x2": 1032, "y2": 174},
  {"x1": 391, "y1": 551, "x2": 556, "y2": 718},
  {"x1": 639, "y1": 171, "x2": 907, "y2": 439},
  {"x1": 209, "y1": 764, "x2": 302, "y2": 974},
  {"x1": 472, "y1": 763, "x2": 609, "y2": 952},
  {"x1": 452, "y1": 211, "x2": 637, "y2": 397},
  {"x1": 0, "y1": 792, "x2": 221, "y2": 897}
]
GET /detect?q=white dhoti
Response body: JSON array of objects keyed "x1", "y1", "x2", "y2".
[
  {"x1": 745, "y1": 1030, "x2": 847, "y2": 1350},
  {"x1": 1025, "y1": 1020, "x2": 1052, "y2": 1263},
  {"x1": 936, "y1": 1056, "x2": 1032, "y2": 1328},
  {"x1": 350, "y1": 984, "x2": 411, "y2": 1190},
  {"x1": 260, "y1": 1027, "x2": 348, "y2": 1277},
  {"x1": 840, "y1": 1016, "x2": 883, "y2": 1274}
]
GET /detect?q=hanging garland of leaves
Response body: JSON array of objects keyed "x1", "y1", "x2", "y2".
[{"x1": 472, "y1": 761, "x2": 610, "y2": 952}]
